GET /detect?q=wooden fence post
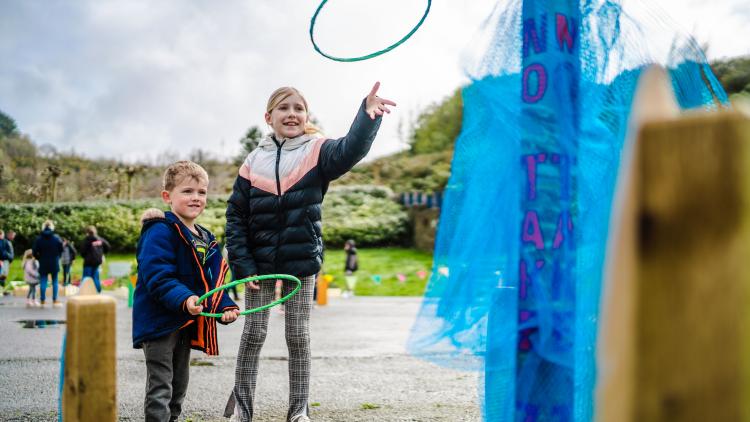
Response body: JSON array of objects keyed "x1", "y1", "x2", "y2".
[
  {"x1": 63, "y1": 295, "x2": 117, "y2": 421},
  {"x1": 597, "y1": 67, "x2": 750, "y2": 421},
  {"x1": 596, "y1": 65, "x2": 680, "y2": 422}
]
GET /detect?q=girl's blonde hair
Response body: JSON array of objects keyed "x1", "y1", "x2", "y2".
[
  {"x1": 23, "y1": 249, "x2": 34, "y2": 261},
  {"x1": 42, "y1": 219, "x2": 54, "y2": 230},
  {"x1": 266, "y1": 87, "x2": 320, "y2": 135}
]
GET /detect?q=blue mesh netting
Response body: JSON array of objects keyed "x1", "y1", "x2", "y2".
[{"x1": 406, "y1": 0, "x2": 727, "y2": 420}]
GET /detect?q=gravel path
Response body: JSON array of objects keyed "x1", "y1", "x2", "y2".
[{"x1": 0, "y1": 293, "x2": 480, "y2": 421}]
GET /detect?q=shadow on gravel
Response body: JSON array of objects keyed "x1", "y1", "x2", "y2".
[{"x1": 15, "y1": 320, "x2": 65, "y2": 329}]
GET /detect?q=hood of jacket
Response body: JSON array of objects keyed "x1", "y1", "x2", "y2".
[
  {"x1": 256, "y1": 133, "x2": 317, "y2": 152},
  {"x1": 141, "y1": 210, "x2": 215, "y2": 244}
]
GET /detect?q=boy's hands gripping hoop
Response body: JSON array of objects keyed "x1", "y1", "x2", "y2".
[{"x1": 195, "y1": 274, "x2": 302, "y2": 318}]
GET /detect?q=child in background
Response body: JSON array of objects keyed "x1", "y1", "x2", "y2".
[
  {"x1": 22, "y1": 249, "x2": 40, "y2": 307},
  {"x1": 80, "y1": 226, "x2": 111, "y2": 293},
  {"x1": 133, "y1": 161, "x2": 240, "y2": 422},
  {"x1": 60, "y1": 238, "x2": 77, "y2": 286},
  {"x1": 343, "y1": 239, "x2": 358, "y2": 298}
]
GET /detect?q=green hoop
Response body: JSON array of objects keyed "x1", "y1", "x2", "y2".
[
  {"x1": 309, "y1": 0, "x2": 432, "y2": 62},
  {"x1": 195, "y1": 274, "x2": 301, "y2": 318}
]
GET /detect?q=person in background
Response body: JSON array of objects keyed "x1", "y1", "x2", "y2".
[
  {"x1": 22, "y1": 249, "x2": 40, "y2": 307},
  {"x1": 32, "y1": 220, "x2": 64, "y2": 307},
  {"x1": 60, "y1": 238, "x2": 77, "y2": 286},
  {"x1": 0, "y1": 230, "x2": 13, "y2": 291},
  {"x1": 343, "y1": 239, "x2": 358, "y2": 298},
  {"x1": 5, "y1": 230, "x2": 15, "y2": 271},
  {"x1": 80, "y1": 226, "x2": 111, "y2": 293}
]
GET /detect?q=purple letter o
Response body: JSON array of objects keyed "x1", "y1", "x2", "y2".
[{"x1": 523, "y1": 63, "x2": 548, "y2": 104}]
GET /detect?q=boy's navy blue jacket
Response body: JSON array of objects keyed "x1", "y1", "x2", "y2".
[{"x1": 132, "y1": 211, "x2": 238, "y2": 355}]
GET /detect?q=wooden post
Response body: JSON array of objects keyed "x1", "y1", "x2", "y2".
[
  {"x1": 316, "y1": 273, "x2": 328, "y2": 306},
  {"x1": 596, "y1": 66, "x2": 680, "y2": 422},
  {"x1": 63, "y1": 295, "x2": 117, "y2": 421},
  {"x1": 78, "y1": 277, "x2": 98, "y2": 296},
  {"x1": 598, "y1": 67, "x2": 750, "y2": 420}
]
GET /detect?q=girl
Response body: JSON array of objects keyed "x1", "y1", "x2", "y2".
[
  {"x1": 225, "y1": 82, "x2": 395, "y2": 422},
  {"x1": 60, "y1": 238, "x2": 77, "y2": 286},
  {"x1": 22, "y1": 249, "x2": 40, "y2": 307}
]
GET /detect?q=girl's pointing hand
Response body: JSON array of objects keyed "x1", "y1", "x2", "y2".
[{"x1": 365, "y1": 81, "x2": 396, "y2": 120}]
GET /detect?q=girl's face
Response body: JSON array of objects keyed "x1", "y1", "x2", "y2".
[{"x1": 265, "y1": 93, "x2": 308, "y2": 139}]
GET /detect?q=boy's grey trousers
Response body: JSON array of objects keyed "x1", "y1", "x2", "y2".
[{"x1": 143, "y1": 328, "x2": 191, "y2": 422}]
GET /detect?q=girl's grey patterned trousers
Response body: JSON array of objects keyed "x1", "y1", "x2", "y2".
[{"x1": 226, "y1": 274, "x2": 316, "y2": 422}]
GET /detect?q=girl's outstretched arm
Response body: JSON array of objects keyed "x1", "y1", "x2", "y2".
[{"x1": 319, "y1": 82, "x2": 397, "y2": 181}]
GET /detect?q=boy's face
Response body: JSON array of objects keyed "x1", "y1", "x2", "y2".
[{"x1": 161, "y1": 177, "x2": 208, "y2": 225}]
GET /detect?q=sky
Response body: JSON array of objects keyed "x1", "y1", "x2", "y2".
[{"x1": 1, "y1": 0, "x2": 748, "y2": 163}]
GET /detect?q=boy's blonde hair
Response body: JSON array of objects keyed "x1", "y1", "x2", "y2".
[
  {"x1": 162, "y1": 161, "x2": 209, "y2": 192},
  {"x1": 266, "y1": 87, "x2": 320, "y2": 135},
  {"x1": 42, "y1": 220, "x2": 54, "y2": 230}
]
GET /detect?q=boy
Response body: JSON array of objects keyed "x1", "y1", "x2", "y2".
[{"x1": 133, "y1": 160, "x2": 240, "y2": 422}]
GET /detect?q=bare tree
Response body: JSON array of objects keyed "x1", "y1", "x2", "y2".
[
  {"x1": 41, "y1": 164, "x2": 63, "y2": 202},
  {"x1": 113, "y1": 166, "x2": 126, "y2": 200},
  {"x1": 124, "y1": 165, "x2": 144, "y2": 200}
]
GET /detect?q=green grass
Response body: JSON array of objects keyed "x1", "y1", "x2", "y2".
[
  {"x1": 321, "y1": 247, "x2": 433, "y2": 296},
  {"x1": 5, "y1": 248, "x2": 434, "y2": 296},
  {"x1": 5, "y1": 252, "x2": 137, "y2": 288}
]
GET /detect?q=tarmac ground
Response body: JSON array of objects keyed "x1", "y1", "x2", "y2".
[{"x1": 0, "y1": 292, "x2": 481, "y2": 421}]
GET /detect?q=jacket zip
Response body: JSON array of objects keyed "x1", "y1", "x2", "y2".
[{"x1": 274, "y1": 140, "x2": 283, "y2": 273}]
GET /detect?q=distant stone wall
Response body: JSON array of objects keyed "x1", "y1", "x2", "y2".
[{"x1": 410, "y1": 208, "x2": 440, "y2": 252}]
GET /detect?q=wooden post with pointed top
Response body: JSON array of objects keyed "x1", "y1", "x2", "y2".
[
  {"x1": 597, "y1": 66, "x2": 750, "y2": 421},
  {"x1": 63, "y1": 295, "x2": 117, "y2": 421}
]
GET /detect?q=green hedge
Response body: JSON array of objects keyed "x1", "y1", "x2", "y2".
[
  {"x1": 0, "y1": 186, "x2": 409, "y2": 252},
  {"x1": 322, "y1": 185, "x2": 410, "y2": 247},
  {"x1": 0, "y1": 202, "x2": 141, "y2": 253}
]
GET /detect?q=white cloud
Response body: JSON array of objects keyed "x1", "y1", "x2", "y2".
[{"x1": 0, "y1": 0, "x2": 747, "y2": 163}]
